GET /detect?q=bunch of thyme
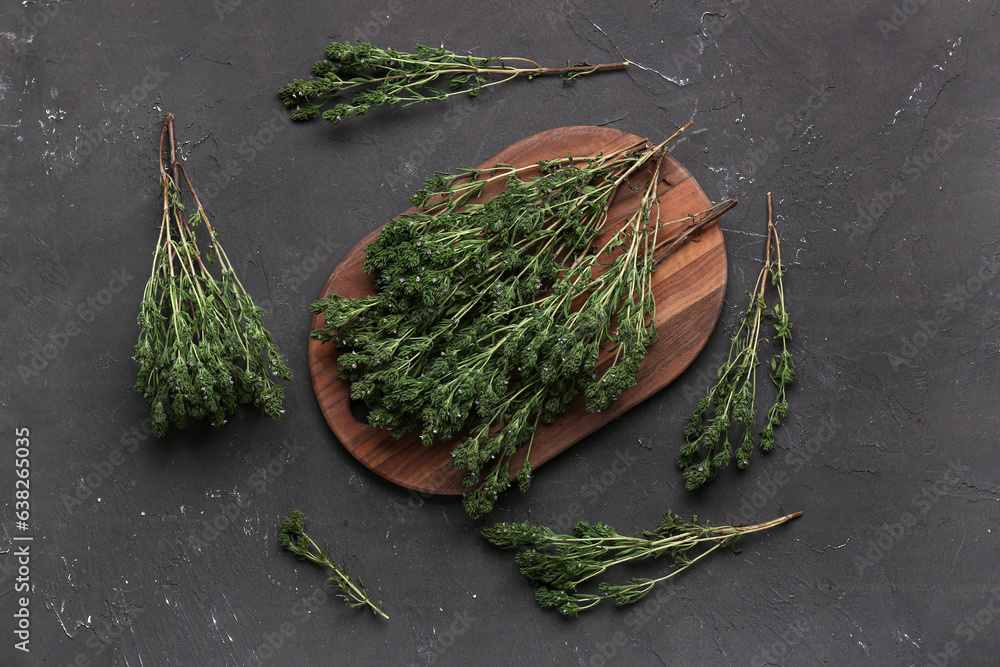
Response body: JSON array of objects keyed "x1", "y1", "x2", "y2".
[
  {"x1": 677, "y1": 193, "x2": 795, "y2": 489},
  {"x1": 279, "y1": 509, "x2": 388, "y2": 619},
  {"x1": 311, "y1": 124, "x2": 736, "y2": 518},
  {"x1": 133, "y1": 115, "x2": 292, "y2": 437},
  {"x1": 279, "y1": 39, "x2": 628, "y2": 124},
  {"x1": 483, "y1": 509, "x2": 802, "y2": 615}
]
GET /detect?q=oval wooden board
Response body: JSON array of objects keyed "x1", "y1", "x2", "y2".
[{"x1": 309, "y1": 125, "x2": 728, "y2": 495}]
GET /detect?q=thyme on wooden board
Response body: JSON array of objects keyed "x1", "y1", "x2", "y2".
[
  {"x1": 279, "y1": 39, "x2": 628, "y2": 125},
  {"x1": 311, "y1": 123, "x2": 737, "y2": 518},
  {"x1": 677, "y1": 193, "x2": 795, "y2": 490},
  {"x1": 279, "y1": 509, "x2": 388, "y2": 619},
  {"x1": 133, "y1": 115, "x2": 292, "y2": 437},
  {"x1": 483, "y1": 509, "x2": 802, "y2": 615}
]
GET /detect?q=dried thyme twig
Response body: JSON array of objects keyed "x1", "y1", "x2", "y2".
[
  {"x1": 677, "y1": 192, "x2": 795, "y2": 489},
  {"x1": 484, "y1": 509, "x2": 802, "y2": 615},
  {"x1": 279, "y1": 39, "x2": 628, "y2": 124},
  {"x1": 279, "y1": 509, "x2": 388, "y2": 619},
  {"x1": 133, "y1": 115, "x2": 292, "y2": 436}
]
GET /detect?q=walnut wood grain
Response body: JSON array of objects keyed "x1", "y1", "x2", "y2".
[{"x1": 309, "y1": 126, "x2": 728, "y2": 495}]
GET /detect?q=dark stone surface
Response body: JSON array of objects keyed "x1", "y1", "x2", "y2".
[{"x1": 2, "y1": 1, "x2": 999, "y2": 665}]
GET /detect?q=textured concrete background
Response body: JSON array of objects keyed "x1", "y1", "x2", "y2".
[{"x1": 2, "y1": 1, "x2": 999, "y2": 665}]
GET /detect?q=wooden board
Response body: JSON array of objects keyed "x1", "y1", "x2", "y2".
[{"x1": 309, "y1": 126, "x2": 728, "y2": 495}]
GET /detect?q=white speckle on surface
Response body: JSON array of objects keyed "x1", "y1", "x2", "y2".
[
  {"x1": 1, "y1": 31, "x2": 33, "y2": 44},
  {"x1": 628, "y1": 60, "x2": 689, "y2": 86}
]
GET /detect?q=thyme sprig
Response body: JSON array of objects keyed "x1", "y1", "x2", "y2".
[
  {"x1": 279, "y1": 40, "x2": 628, "y2": 124},
  {"x1": 133, "y1": 115, "x2": 291, "y2": 437},
  {"x1": 484, "y1": 510, "x2": 802, "y2": 615},
  {"x1": 279, "y1": 509, "x2": 388, "y2": 619},
  {"x1": 677, "y1": 193, "x2": 795, "y2": 489},
  {"x1": 311, "y1": 125, "x2": 736, "y2": 518}
]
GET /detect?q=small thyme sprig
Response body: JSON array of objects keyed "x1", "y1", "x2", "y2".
[
  {"x1": 677, "y1": 192, "x2": 795, "y2": 490},
  {"x1": 279, "y1": 509, "x2": 388, "y2": 619},
  {"x1": 134, "y1": 115, "x2": 292, "y2": 437},
  {"x1": 484, "y1": 510, "x2": 802, "y2": 615},
  {"x1": 279, "y1": 40, "x2": 628, "y2": 124},
  {"x1": 311, "y1": 125, "x2": 737, "y2": 518}
]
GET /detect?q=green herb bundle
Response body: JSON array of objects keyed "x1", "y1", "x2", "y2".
[
  {"x1": 311, "y1": 125, "x2": 735, "y2": 518},
  {"x1": 484, "y1": 509, "x2": 801, "y2": 615},
  {"x1": 677, "y1": 193, "x2": 794, "y2": 489},
  {"x1": 279, "y1": 509, "x2": 388, "y2": 619},
  {"x1": 279, "y1": 39, "x2": 627, "y2": 124},
  {"x1": 133, "y1": 115, "x2": 292, "y2": 437}
]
